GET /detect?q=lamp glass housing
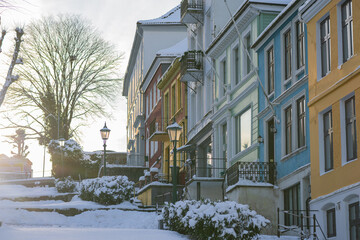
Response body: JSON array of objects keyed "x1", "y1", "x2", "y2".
[
  {"x1": 167, "y1": 122, "x2": 182, "y2": 143},
  {"x1": 59, "y1": 138, "x2": 65, "y2": 147},
  {"x1": 100, "y1": 122, "x2": 111, "y2": 141}
]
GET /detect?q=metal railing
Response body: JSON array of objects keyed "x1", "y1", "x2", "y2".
[
  {"x1": 180, "y1": 51, "x2": 203, "y2": 76},
  {"x1": 226, "y1": 161, "x2": 277, "y2": 186},
  {"x1": 180, "y1": 0, "x2": 203, "y2": 19},
  {"x1": 185, "y1": 158, "x2": 226, "y2": 182}
]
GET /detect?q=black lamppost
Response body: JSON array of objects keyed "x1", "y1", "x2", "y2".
[
  {"x1": 59, "y1": 138, "x2": 65, "y2": 178},
  {"x1": 100, "y1": 122, "x2": 111, "y2": 176},
  {"x1": 167, "y1": 122, "x2": 182, "y2": 203}
]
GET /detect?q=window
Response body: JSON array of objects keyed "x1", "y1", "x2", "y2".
[
  {"x1": 171, "y1": 84, "x2": 176, "y2": 116},
  {"x1": 149, "y1": 88, "x2": 152, "y2": 112},
  {"x1": 345, "y1": 96, "x2": 357, "y2": 161},
  {"x1": 285, "y1": 106, "x2": 292, "y2": 155},
  {"x1": 164, "y1": 93, "x2": 169, "y2": 124},
  {"x1": 342, "y1": 0, "x2": 353, "y2": 62},
  {"x1": 284, "y1": 29, "x2": 292, "y2": 80},
  {"x1": 222, "y1": 123, "x2": 227, "y2": 160},
  {"x1": 221, "y1": 59, "x2": 227, "y2": 96},
  {"x1": 297, "y1": 97, "x2": 306, "y2": 148},
  {"x1": 349, "y1": 202, "x2": 360, "y2": 240},
  {"x1": 234, "y1": 47, "x2": 240, "y2": 85},
  {"x1": 296, "y1": 21, "x2": 305, "y2": 69},
  {"x1": 284, "y1": 183, "x2": 300, "y2": 226},
  {"x1": 326, "y1": 208, "x2": 336, "y2": 238},
  {"x1": 267, "y1": 46, "x2": 275, "y2": 95},
  {"x1": 235, "y1": 108, "x2": 251, "y2": 153},
  {"x1": 320, "y1": 17, "x2": 331, "y2": 77},
  {"x1": 245, "y1": 34, "x2": 252, "y2": 75},
  {"x1": 324, "y1": 110, "x2": 333, "y2": 171}
]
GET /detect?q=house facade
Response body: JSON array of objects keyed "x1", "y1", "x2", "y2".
[
  {"x1": 123, "y1": 6, "x2": 186, "y2": 167},
  {"x1": 253, "y1": 0, "x2": 311, "y2": 233},
  {"x1": 300, "y1": 0, "x2": 360, "y2": 239}
]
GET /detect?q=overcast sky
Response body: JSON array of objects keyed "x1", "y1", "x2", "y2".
[{"x1": 0, "y1": 0, "x2": 180, "y2": 176}]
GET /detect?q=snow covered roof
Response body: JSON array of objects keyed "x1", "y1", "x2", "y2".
[
  {"x1": 138, "y1": 5, "x2": 181, "y2": 25},
  {"x1": 156, "y1": 38, "x2": 188, "y2": 57}
]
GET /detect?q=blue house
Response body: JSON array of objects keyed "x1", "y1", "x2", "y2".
[{"x1": 253, "y1": 0, "x2": 311, "y2": 230}]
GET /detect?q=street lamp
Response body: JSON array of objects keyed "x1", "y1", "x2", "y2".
[
  {"x1": 167, "y1": 121, "x2": 182, "y2": 203},
  {"x1": 59, "y1": 138, "x2": 65, "y2": 178},
  {"x1": 100, "y1": 122, "x2": 111, "y2": 176}
]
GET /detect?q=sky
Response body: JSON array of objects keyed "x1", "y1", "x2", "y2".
[{"x1": 0, "y1": 0, "x2": 180, "y2": 177}]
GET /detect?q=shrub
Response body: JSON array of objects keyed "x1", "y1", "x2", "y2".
[
  {"x1": 55, "y1": 176, "x2": 78, "y2": 193},
  {"x1": 161, "y1": 199, "x2": 269, "y2": 240},
  {"x1": 79, "y1": 175, "x2": 135, "y2": 205}
]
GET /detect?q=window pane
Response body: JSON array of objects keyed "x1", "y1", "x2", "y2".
[
  {"x1": 327, "y1": 208, "x2": 336, "y2": 237},
  {"x1": 320, "y1": 17, "x2": 330, "y2": 77},
  {"x1": 267, "y1": 47, "x2": 274, "y2": 94},
  {"x1": 297, "y1": 97, "x2": 306, "y2": 148},
  {"x1": 324, "y1": 110, "x2": 333, "y2": 171},
  {"x1": 235, "y1": 47, "x2": 239, "y2": 85},
  {"x1": 285, "y1": 106, "x2": 292, "y2": 155},
  {"x1": 284, "y1": 30, "x2": 292, "y2": 79},
  {"x1": 246, "y1": 35, "x2": 252, "y2": 74},
  {"x1": 346, "y1": 97, "x2": 357, "y2": 161},
  {"x1": 241, "y1": 109, "x2": 251, "y2": 151},
  {"x1": 296, "y1": 21, "x2": 305, "y2": 69}
]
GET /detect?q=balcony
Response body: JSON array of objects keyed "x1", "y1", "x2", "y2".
[
  {"x1": 180, "y1": 0, "x2": 204, "y2": 24},
  {"x1": 226, "y1": 161, "x2": 277, "y2": 186},
  {"x1": 186, "y1": 158, "x2": 226, "y2": 182},
  {"x1": 180, "y1": 51, "x2": 203, "y2": 83}
]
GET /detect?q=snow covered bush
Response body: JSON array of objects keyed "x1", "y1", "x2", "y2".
[
  {"x1": 55, "y1": 176, "x2": 78, "y2": 193},
  {"x1": 48, "y1": 139, "x2": 101, "y2": 178},
  {"x1": 161, "y1": 199, "x2": 269, "y2": 240},
  {"x1": 79, "y1": 176, "x2": 135, "y2": 205}
]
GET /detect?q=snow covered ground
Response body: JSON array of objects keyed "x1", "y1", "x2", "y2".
[
  {"x1": 0, "y1": 184, "x2": 299, "y2": 239},
  {"x1": 0, "y1": 226, "x2": 189, "y2": 240}
]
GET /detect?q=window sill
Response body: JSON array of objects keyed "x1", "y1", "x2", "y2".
[
  {"x1": 280, "y1": 146, "x2": 307, "y2": 162},
  {"x1": 320, "y1": 168, "x2": 334, "y2": 176},
  {"x1": 231, "y1": 143, "x2": 258, "y2": 163},
  {"x1": 342, "y1": 158, "x2": 358, "y2": 167}
]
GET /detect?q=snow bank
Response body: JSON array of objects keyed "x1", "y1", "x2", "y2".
[
  {"x1": 0, "y1": 208, "x2": 158, "y2": 229},
  {"x1": 0, "y1": 185, "x2": 63, "y2": 198},
  {"x1": 0, "y1": 226, "x2": 189, "y2": 240}
]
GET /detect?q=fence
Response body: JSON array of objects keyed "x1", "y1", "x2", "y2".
[{"x1": 226, "y1": 161, "x2": 276, "y2": 186}]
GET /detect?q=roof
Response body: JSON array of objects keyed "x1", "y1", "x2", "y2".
[
  {"x1": 138, "y1": 5, "x2": 181, "y2": 25},
  {"x1": 156, "y1": 38, "x2": 188, "y2": 57},
  {"x1": 252, "y1": 0, "x2": 299, "y2": 49}
]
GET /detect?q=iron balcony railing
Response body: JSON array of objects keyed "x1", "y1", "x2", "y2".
[
  {"x1": 180, "y1": 50, "x2": 203, "y2": 77},
  {"x1": 185, "y1": 157, "x2": 226, "y2": 182},
  {"x1": 180, "y1": 0, "x2": 203, "y2": 20},
  {"x1": 226, "y1": 161, "x2": 277, "y2": 186}
]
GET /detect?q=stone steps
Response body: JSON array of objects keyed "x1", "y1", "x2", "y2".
[{"x1": 0, "y1": 193, "x2": 77, "y2": 202}]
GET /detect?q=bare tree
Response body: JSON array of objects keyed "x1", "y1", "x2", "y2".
[
  {"x1": 5, "y1": 14, "x2": 122, "y2": 143},
  {"x1": 0, "y1": 27, "x2": 24, "y2": 107}
]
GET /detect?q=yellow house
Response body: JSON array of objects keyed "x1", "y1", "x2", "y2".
[
  {"x1": 157, "y1": 58, "x2": 187, "y2": 187},
  {"x1": 301, "y1": 0, "x2": 360, "y2": 239}
]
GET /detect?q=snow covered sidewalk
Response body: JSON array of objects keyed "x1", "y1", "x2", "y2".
[{"x1": 0, "y1": 226, "x2": 189, "y2": 240}]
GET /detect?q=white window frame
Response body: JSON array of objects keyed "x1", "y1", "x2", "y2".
[
  {"x1": 318, "y1": 106, "x2": 333, "y2": 175},
  {"x1": 280, "y1": 22, "x2": 292, "y2": 91},
  {"x1": 234, "y1": 107, "x2": 252, "y2": 154},
  {"x1": 264, "y1": 40, "x2": 275, "y2": 99},
  {"x1": 293, "y1": 18, "x2": 306, "y2": 74},
  {"x1": 231, "y1": 41, "x2": 240, "y2": 88},
  {"x1": 241, "y1": 26, "x2": 252, "y2": 79},
  {"x1": 337, "y1": 0, "x2": 354, "y2": 66},
  {"x1": 340, "y1": 92, "x2": 357, "y2": 166},
  {"x1": 281, "y1": 90, "x2": 307, "y2": 159},
  {"x1": 219, "y1": 52, "x2": 227, "y2": 98},
  {"x1": 316, "y1": 13, "x2": 331, "y2": 81}
]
